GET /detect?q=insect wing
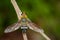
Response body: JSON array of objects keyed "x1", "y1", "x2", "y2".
[
  {"x1": 27, "y1": 21, "x2": 51, "y2": 40},
  {"x1": 4, "y1": 22, "x2": 21, "y2": 33},
  {"x1": 27, "y1": 21, "x2": 44, "y2": 33}
]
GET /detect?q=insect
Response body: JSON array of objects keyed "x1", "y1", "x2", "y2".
[
  {"x1": 4, "y1": 0, "x2": 51, "y2": 40},
  {"x1": 4, "y1": 13, "x2": 28, "y2": 33},
  {"x1": 4, "y1": 13, "x2": 32, "y2": 33}
]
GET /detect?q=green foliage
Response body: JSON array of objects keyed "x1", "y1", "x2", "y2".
[{"x1": 0, "y1": 0, "x2": 60, "y2": 40}]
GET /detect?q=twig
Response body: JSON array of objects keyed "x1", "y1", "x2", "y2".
[
  {"x1": 22, "y1": 33, "x2": 28, "y2": 40},
  {"x1": 11, "y1": 0, "x2": 28, "y2": 40},
  {"x1": 11, "y1": 0, "x2": 22, "y2": 20}
]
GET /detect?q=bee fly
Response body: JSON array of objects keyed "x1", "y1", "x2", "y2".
[{"x1": 4, "y1": 0, "x2": 51, "y2": 40}]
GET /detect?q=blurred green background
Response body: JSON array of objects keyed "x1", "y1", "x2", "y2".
[{"x1": 0, "y1": 0, "x2": 60, "y2": 40}]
